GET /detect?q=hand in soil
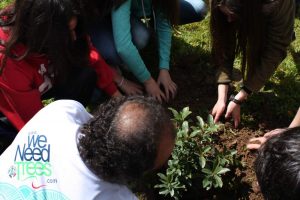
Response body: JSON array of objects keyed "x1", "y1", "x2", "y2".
[
  {"x1": 211, "y1": 99, "x2": 227, "y2": 123},
  {"x1": 119, "y1": 79, "x2": 143, "y2": 95},
  {"x1": 247, "y1": 128, "x2": 286, "y2": 150},
  {"x1": 225, "y1": 101, "x2": 241, "y2": 128},
  {"x1": 144, "y1": 77, "x2": 166, "y2": 103},
  {"x1": 157, "y1": 69, "x2": 177, "y2": 102}
]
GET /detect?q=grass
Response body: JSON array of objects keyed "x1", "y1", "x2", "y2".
[
  {"x1": 1, "y1": 0, "x2": 300, "y2": 198},
  {"x1": 1, "y1": 0, "x2": 299, "y2": 127},
  {"x1": 0, "y1": 0, "x2": 11, "y2": 9},
  {"x1": 173, "y1": 15, "x2": 300, "y2": 127},
  {"x1": 1, "y1": 0, "x2": 299, "y2": 125}
]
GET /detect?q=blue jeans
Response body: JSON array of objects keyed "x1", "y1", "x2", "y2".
[{"x1": 89, "y1": 0, "x2": 207, "y2": 66}]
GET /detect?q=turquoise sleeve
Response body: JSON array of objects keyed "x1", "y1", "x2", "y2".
[
  {"x1": 155, "y1": 11, "x2": 172, "y2": 70},
  {"x1": 111, "y1": 0, "x2": 151, "y2": 83}
]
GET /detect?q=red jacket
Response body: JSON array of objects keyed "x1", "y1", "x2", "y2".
[{"x1": 0, "y1": 28, "x2": 117, "y2": 130}]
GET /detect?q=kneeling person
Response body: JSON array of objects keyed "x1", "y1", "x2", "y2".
[{"x1": 0, "y1": 96, "x2": 175, "y2": 199}]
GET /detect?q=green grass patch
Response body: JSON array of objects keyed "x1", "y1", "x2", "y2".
[
  {"x1": 173, "y1": 15, "x2": 300, "y2": 127},
  {"x1": 0, "y1": 0, "x2": 12, "y2": 9}
]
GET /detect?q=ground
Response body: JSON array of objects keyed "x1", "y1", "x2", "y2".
[
  {"x1": 1, "y1": 1, "x2": 300, "y2": 199},
  {"x1": 147, "y1": 15, "x2": 300, "y2": 199}
]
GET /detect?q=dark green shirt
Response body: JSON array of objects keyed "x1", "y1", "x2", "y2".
[{"x1": 216, "y1": 0, "x2": 295, "y2": 92}]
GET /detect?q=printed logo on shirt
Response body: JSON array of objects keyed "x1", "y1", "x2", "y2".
[
  {"x1": 10, "y1": 131, "x2": 57, "y2": 189},
  {"x1": 8, "y1": 166, "x2": 16, "y2": 178},
  {"x1": 0, "y1": 183, "x2": 69, "y2": 200}
]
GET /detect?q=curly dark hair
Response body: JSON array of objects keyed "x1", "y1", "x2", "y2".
[
  {"x1": 255, "y1": 127, "x2": 300, "y2": 200},
  {"x1": 78, "y1": 96, "x2": 175, "y2": 185}
]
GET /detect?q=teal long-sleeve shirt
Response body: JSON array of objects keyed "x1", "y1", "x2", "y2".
[{"x1": 112, "y1": 0, "x2": 172, "y2": 83}]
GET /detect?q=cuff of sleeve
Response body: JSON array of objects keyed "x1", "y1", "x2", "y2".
[
  {"x1": 159, "y1": 61, "x2": 170, "y2": 70},
  {"x1": 216, "y1": 71, "x2": 231, "y2": 84},
  {"x1": 104, "y1": 83, "x2": 118, "y2": 96},
  {"x1": 217, "y1": 82, "x2": 230, "y2": 85},
  {"x1": 243, "y1": 79, "x2": 264, "y2": 93},
  {"x1": 137, "y1": 70, "x2": 151, "y2": 83},
  {"x1": 241, "y1": 85, "x2": 252, "y2": 95}
]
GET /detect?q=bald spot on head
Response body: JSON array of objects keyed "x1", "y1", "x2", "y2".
[{"x1": 114, "y1": 102, "x2": 149, "y2": 138}]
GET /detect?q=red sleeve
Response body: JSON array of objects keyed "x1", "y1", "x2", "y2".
[
  {"x1": 0, "y1": 26, "x2": 10, "y2": 41},
  {"x1": 0, "y1": 58, "x2": 43, "y2": 130},
  {"x1": 89, "y1": 45, "x2": 117, "y2": 96}
]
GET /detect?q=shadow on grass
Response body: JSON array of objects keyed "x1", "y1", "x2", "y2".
[
  {"x1": 138, "y1": 35, "x2": 254, "y2": 200},
  {"x1": 241, "y1": 46, "x2": 300, "y2": 130}
]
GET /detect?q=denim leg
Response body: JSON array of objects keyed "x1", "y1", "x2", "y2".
[
  {"x1": 89, "y1": 16, "x2": 151, "y2": 67},
  {"x1": 48, "y1": 67, "x2": 97, "y2": 107},
  {"x1": 130, "y1": 17, "x2": 151, "y2": 50},
  {"x1": 89, "y1": 17, "x2": 123, "y2": 66},
  {"x1": 179, "y1": 0, "x2": 208, "y2": 25}
]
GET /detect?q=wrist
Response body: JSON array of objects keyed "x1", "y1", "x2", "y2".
[
  {"x1": 144, "y1": 77, "x2": 154, "y2": 85},
  {"x1": 217, "y1": 84, "x2": 229, "y2": 102},
  {"x1": 229, "y1": 94, "x2": 243, "y2": 105},
  {"x1": 241, "y1": 85, "x2": 252, "y2": 95},
  {"x1": 235, "y1": 90, "x2": 248, "y2": 102}
]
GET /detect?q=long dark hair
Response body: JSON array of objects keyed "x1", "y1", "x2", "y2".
[
  {"x1": 210, "y1": 0, "x2": 265, "y2": 79},
  {"x1": 0, "y1": 0, "x2": 90, "y2": 83}
]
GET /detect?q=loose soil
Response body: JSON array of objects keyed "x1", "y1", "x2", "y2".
[{"x1": 160, "y1": 48, "x2": 289, "y2": 200}]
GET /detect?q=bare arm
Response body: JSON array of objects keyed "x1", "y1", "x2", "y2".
[{"x1": 289, "y1": 108, "x2": 300, "y2": 128}]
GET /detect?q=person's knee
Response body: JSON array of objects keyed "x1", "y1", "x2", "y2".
[
  {"x1": 131, "y1": 18, "x2": 151, "y2": 49},
  {"x1": 187, "y1": 0, "x2": 207, "y2": 17},
  {"x1": 179, "y1": 0, "x2": 208, "y2": 24}
]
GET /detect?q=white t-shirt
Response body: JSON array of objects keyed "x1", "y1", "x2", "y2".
[{"x1": 0, "y1": 100, "x2": 137, "y2": 200}]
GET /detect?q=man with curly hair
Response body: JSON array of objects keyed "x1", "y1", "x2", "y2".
[
  {"x1": 254, "y1": 127, "x2": 300, "y2": 199},
  {"x1": 0, "y1": 96, "x2": 175, "y2": 199}
]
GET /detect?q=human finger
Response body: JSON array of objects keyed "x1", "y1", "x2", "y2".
[
  {"x1": 170, "y1": 82, "x2": 177, "y2": 99},
  {"x1": 264, "y1": 128, "x2": 285, "y2": 138},
  {"x1": 225, "y1": 108, "x2": 232, "y2": 119},
  {"x1": 214, "y1": 111, "x2": 223, "y2": 123},
  {"x1": 234, "y1": 115, "x2": 240, "y2": 128},
  {"x1": 246, "y1": 143, "x2": 263, "y2": 150},
  {"x1": 249, "y1": 137, "x2": 267, "y2": 143},
  {"x1": 164, "y1": 85, "x2": 170, "y2": 102}
]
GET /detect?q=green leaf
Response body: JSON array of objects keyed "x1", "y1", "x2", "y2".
[
  {"x1": 170, "y1": 189, "x2": 175, "y2": 197},
  {"x1": 159, "y1": 189, "x2": 170, "y2": 195},
  {"x1": 201, "y1": 168, "x2": 212, "y2": 175},
  {"x1": 157, "y1": 173, "x2": 168, "y2": 181},
  {"x1": 42, "y1": 98, "x2": 55, "y2": 106},
  {"x1": 196, "y1": 116, "x2": 205, "y2": 129},
  {"x1": 202, "y1": 177, "x2": 212, "y2": 189},
  {"x1": 181, "y1": 107, "x2": 192, "y2": 120},
  {"x1": 202, "y1": 146, "x2": 211, "y2": 154},
  {"x1": 217, "y1": 168, "x2": 230, "y2": 175},
  {"x1": 176, "y1": 140, "x2": 183, "y2": 146},
  {"x1": 182, "y1": 121, "x2": 189, "y2": 137},
  {"x1": 214, "y1": 175, "x2": 223, "y2": 188},
  {"x1": 169, "y1": 108, "x2": 179, "y2": 118},
  {"x1": 177, "y1": 130, "x2": 184, "y2": 138},
  {"x1": 190, "y1": 130, "x2": 200, "y2": 137},
  {"x1": 207, "y1": 114, "x2": 214, "y2": 126},
  {"x1": 199, "y1": 156, "x2": 206, "y2": 168},
  {"x1": 230, "y1": 150, "x2": 238, "y2": 156}
]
